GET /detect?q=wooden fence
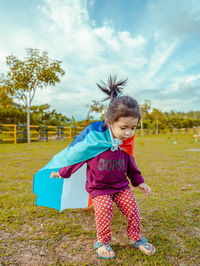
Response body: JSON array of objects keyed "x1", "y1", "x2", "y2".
[
  {"x1": 0, "y1": 124, "x2": 199, "y2": 144},
  {"x1": 0, "y1": 124, "x2": 84, "y2": 144},
  {"x1": 134, "y1": 128, "x2": 199, "y2": 136}
]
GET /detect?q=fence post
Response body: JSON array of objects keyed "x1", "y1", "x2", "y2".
[
  {"x1": 45, "y1": 127, "x2": 48, "y2": 142},
  {"x1": 14, "y1": 125, "x2": 17, "y2": 144},
  {"x1": 69, "y1": 127, "x2": 72, "y2": 142}
]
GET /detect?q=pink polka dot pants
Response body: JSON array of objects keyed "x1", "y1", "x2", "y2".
[{"x1": 92, "y1": 188, "x2": 141, "y2": 245}]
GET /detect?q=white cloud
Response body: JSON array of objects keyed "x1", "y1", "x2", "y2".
[
  {"x1": 32, "y1": 0, "x2": 150, "y2": 118},
  {"x1": 147, "y1": 34, "x2": 178, "y2": 79},
  {"x1": 118, "y1": 32, "x2": 146, "y2": 49},
  {"x1": 0, "y1": 0, "x2": 200, "y2": 118},
  {"x1": 94, "y1": 25, "x2": 120, "y2": 51},
  {"x1": 171, "y1": 73, "x2": 200, "y2": 90},
  {"x1": 185, "y1": 73, "x2": 200, "y2": 83}
]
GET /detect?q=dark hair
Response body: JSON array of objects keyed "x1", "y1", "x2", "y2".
[{"x1": 97, "y1": 75, "x2": 140, "y2": 124}]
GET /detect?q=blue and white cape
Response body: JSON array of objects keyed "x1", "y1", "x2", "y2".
[{"x1": 33, "y1": 120, "x2": 134, "y2": 211}]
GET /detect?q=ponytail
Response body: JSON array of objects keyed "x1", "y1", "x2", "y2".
[
  {"x1": 96, "y1": 75, "x2": 128, "y2": 101},
  {"x1": 96, "y1": 75, "x2": 140, "y2": 124}
]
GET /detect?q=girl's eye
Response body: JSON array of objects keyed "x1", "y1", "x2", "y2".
[{"x1": 120, "y1": 127, "x2": 136, "y2": 130}]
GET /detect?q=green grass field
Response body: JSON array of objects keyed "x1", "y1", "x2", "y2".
[{"x1": 0, "y1": 135, "x2": 200, "y2": 265}]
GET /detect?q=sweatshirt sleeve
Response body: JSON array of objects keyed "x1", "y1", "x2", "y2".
[
  {"x1": 127, "y1": 155, "x2": 144, "y2": 187},
  {"x1": 58, "y1": 160, "x2": 86, "y2": 178}
]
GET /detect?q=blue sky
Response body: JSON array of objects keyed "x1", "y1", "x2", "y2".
[{"x1": 0, "y1": 0, "x2": 200, "y2": 119}]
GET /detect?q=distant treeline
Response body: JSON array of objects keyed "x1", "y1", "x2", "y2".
[
  {"x1": 0, "y1": 102, "x2": 199, "y2": 130},
  {"x1": 139, "y1": 109, "x2": 200, "y2": 130},
  {"x1": 0, "y1": 104, "x2": 71, "y2": 126}
]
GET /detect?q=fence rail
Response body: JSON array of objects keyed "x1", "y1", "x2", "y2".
[
  {"x1": 0, "y1": 124, "x2": 199, "y2": 144},
  {"x1": 0, "y1": 124, "x2": 84, "y2": 144},
  {"x1": 134, "y1": 128, "x2": 200, "y2": 136}
]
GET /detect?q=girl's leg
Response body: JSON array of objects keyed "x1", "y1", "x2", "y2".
[
  {"x1": 92, "y1": 194, "x2": 116, "y2": 258},
  {"x1": 113, "y1": 188, "x2": 141, "y2": 241},
  {"x1": 92, "y1": 194, "x2": 114, "y2": 244}
]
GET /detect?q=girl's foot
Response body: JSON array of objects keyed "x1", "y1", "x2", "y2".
[
  {"x1": 130, "y1": 237, "x2": 156, "y2": 256},
  {"x1": 94, "y1": 241, "x2": 116, "y2": 259}
]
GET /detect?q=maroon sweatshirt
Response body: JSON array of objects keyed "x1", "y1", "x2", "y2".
[{"x1": 59, "y1": 148, "x2": 144, "y2": 199}]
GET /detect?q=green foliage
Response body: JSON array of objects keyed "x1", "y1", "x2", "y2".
[
  {"x1": 0, "y1": 87, "x2": 13, "y2": 108},
  {"x1": 1, "y1": 48, "x2": 65, "y2": 106},
  {"x1": 139, "y1": 109, "x2": 200, "y2": 130},
  {"x1": 30, "y1": 104, "x2": 71, "y2": 126},
  {"x1": 0, "y1": 135, "x2": 199, "y2": 264},
  {"x1": 0, "y1": 106, "x2": 26, "y2": 124},
  {"x1": 86, "y1": 100, "x2": 107, "y2": 121},
  {"x1": 0, "y1": 104, "x2": 71, "y2": 126}
]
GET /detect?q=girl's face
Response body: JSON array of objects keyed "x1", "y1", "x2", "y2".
[{"x1": 107, "y1": 116, "x2": 138, "y2": 141}]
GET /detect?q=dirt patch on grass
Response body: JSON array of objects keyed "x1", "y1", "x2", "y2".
[{"x1": 13, "y1": 244, "x2": 52, "y2": 265}]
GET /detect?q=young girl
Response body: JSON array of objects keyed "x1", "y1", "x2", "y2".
[{"x1": 50, "y1": 76, "x2": 156, "y2": 259}]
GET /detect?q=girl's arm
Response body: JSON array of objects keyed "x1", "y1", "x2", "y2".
[
  {"x1": 59, "y1": 161, "x2": 86, "y2": 178},
  {"x1": 50, "y1": 161, "x2": 86, "y2": 179},
  {"x1": 127, "y1": 155, "x2": 144, "y2": 186},
  {"x1": 127, "y1": 155, "x2": 151, "y2": 196}
]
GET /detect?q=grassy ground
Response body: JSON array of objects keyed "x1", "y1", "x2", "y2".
[{"x1": 0, "y1": 135, "x2": 200, "y2": 265}]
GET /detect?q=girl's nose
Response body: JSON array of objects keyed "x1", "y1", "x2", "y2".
[{"x1": 125, "y1": 130, "x2": 131, "y2": 136}]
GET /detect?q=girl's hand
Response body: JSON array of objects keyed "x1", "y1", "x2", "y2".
[
  {"x1": 138, "y1": 183, "x2": 151, "y2": 196},
  {"x1": 50, "y1": 172, "x2": 62, "y2": 179}
]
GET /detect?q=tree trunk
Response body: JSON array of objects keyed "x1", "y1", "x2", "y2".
[
  {"x1": 27, "y1": 105, "x2": 31, "y2": 144},
  {"x1": 156, "y1": 117, "x2": 158, "y2": 135},
  {"x1": 141, "y1": 118, "x2": 143, "y2": 136}
]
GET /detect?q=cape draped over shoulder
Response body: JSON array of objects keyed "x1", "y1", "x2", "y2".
[{"x1": 33, "y1": 120, "x2": 134, "y2": 211}]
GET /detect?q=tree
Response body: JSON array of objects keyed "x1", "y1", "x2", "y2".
[
  {"x1": 151, "y1": 108, "x2": 163, "y2": 134},
  {"x1": 139, "y1": 100, "x2": 151, "y2": 136},
  {"x1": 86, "y1": 100, "x2": 106, "y2": 121},
  {"x1": 30, "y1": 104, "x2": 71, "y2": 126},
  {"x1": 0, "y1": 48, "x2": 65, "y2": 143}
]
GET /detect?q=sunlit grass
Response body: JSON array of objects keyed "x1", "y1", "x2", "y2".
[{"x1": 0, "y1": 135, "x2": 199, "y2": 265}]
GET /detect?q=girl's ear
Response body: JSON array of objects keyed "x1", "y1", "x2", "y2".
[{"x1": 105, "y1": 117, "x2": 111, "y2": 126}]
